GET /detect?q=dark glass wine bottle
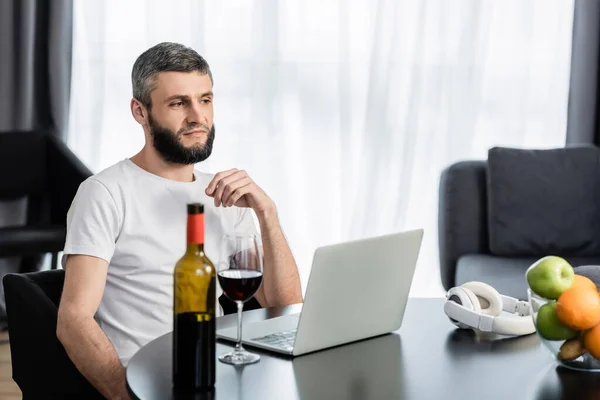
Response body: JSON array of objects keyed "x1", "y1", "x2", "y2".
[{"x1": 173, "y1": 203, "x2": 216, "y2": 392}]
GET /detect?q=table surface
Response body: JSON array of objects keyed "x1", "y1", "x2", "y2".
[{"x1": 126, "y1": 298, "x2": 600, "y2": 400}]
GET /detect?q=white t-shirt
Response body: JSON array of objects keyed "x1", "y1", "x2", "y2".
[{"x1": 62, "y1": 159, "x2": 259, "y2": 366}]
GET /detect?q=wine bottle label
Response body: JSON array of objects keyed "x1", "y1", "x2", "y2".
[
  {"x1": 174, "y1": 272, "x2": 216, "y2": 315},
  {"x1": 187, "y1": 214, "x2": 204, "y2": 244}
]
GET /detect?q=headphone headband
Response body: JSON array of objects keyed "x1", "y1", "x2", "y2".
[{"x1": 499, "y1": 295, "x2": 530, "y2": 316}]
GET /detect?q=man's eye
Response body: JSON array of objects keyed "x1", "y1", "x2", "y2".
[
  {"x1": 201, "y1": 99, "x2": 212, "y2": 104},
  {"x1": 171, "y1": 101, "x2": 184, "y2": 107}
]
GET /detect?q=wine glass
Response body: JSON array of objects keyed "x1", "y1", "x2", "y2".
[{"x1": 217, "y1": 234, "x2": 263, "y2": 365}]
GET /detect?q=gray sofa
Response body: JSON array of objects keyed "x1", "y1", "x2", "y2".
[{"x1": 438, "y1": 145, "x2": 600, "y2": 300}]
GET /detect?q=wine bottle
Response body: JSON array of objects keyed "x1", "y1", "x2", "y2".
[{"x1": 173, "y1": 203, "x2": 216, "y2": 392}]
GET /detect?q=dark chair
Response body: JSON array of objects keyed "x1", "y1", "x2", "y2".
[
  {"x1": 3, "y1": 269, "x2": 104, "y2": 399},
  {"x1": 438, "y1": 146, "x2": 600, "y2": 300},
  {"x1": 1, "y1": 269, "x2": 255, "y2": 398},
  {"x1": 0, "y1": 130, "x2": 93, "y2": 272}
]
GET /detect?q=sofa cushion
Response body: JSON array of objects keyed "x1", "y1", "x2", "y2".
[
  {"x1": 486, "y1": 146, "x2": 600, "y2": 257},
  {"x1": 455, "y1": 254, "x2": 600, "y2": 300}
]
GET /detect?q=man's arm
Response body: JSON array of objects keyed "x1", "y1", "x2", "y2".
[
  {"x1": 206, "y1": 168, "x2": 303, "y2": 306},
  {"x1": 57, "y1": 255, "x2": 130, "y2": 400},
  {"x1": 253, "y1": 208, "x2": 303, "y2": 306}
]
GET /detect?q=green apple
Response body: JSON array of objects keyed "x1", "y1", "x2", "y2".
[
  {"x1": 526, "y1": 256, "x2": 574, "y2": 300},
  {"x1": 536, "y1": 301, "x2": 578, "y2": 341}
]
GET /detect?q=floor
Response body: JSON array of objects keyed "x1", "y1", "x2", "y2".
[{"x1": 0, "y1": 331, "x2": 21, "y2": 399}]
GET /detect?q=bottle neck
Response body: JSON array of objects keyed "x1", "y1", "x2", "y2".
[
  {"x1": 186, "y1": 243, "x2": 205, "y2": 254},
  {"x1": 186, "y1": 213, "x2": 205, "y2": 254}
]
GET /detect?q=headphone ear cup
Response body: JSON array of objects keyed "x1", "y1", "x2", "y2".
[
  {"x1": 460, "y1": 287, "x2": 481, "y2": 313},
  {"x1": 446, "y1": 287, "x2": 481, "y2": 329},
  {"x1": 461, "y1": 281, "x2": 502, "y2": 317}
]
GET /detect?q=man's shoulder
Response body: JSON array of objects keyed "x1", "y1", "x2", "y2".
[
  {"x1": 92, "y1": 159, "x2": 132, "y2": 183},
  {"x1": 75, "y1": 160, "x2": 132, "y2": 201}
]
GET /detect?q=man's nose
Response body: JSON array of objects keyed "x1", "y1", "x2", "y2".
[{"x1": 185, "y1": 104, "x2": 207, "y2": 126}]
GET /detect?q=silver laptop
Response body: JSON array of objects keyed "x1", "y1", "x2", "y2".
[{"x1": 216, "y1": 229, "x2": 424, "y2": 357}]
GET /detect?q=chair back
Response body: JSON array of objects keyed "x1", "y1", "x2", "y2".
[
  {"x1": 0, "y1": 131, "x2": 48, "y2": 201},
  {"x1": 3, "y1": 269, "x2": 104, "y2": 399}
]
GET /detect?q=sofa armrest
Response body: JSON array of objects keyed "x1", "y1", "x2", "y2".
[{"x1": 438, "y1": 160, "x2": 489, "y2": 291}]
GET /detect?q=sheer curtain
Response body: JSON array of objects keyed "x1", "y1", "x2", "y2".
[{"x1": 68, "y1": 0, "x2": 574, "y2": 296}]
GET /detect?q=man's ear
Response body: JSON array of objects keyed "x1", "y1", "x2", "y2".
[{"x1": 131, "y1": 98, "x2": 149, "y2": 125}]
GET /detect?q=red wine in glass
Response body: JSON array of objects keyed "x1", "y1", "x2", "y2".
[
  {"x1": 218, "y1": 270, "x2": 263, "y2": 302},
  {"x1": 218, "y1": 234, "x2": 263, "y2": 365}
]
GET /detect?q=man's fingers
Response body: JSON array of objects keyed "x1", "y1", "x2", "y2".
[
  {"x1": 212, "y1": 172, "x2": 249, "y2": 207},
  {"x1": 220, "y1": 176, "x2": 252, "y2": 207},
  {"x1": 212, "y1": 173, "x2": 240, "y2": 207},
  {"x1": 206, "y1": 168, "x2": 238, "y2": 195},
  {"x1": 227, "y1": 183, "x2": 253, "y2": 207},
  {"x1": 205, "y1": 168, "x2": 239, "y2": 195}
]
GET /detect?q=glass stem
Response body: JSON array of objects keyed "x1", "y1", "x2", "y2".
[{"x1": 235, "y1": 301, "x2": 244, "y2": 353}]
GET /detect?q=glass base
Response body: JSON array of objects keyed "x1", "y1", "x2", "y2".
[{"x1": 218, "y1": 350, "x2": 260, "y2": 365}]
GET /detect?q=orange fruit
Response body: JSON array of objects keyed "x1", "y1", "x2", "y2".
[
  {"x1": 556, "y1": 287, "x2": 600, "y2": 330},
  {"x1": 584, "y1": 324, "x2": 600, "y2": 359},
  {"x1": 572, "y1": 275, "x2": 598, "y2": 292}
]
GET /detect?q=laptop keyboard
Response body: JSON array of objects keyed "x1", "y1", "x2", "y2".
[{"x1": 252, "y1": 329, "x2": 297, "y2": 351}]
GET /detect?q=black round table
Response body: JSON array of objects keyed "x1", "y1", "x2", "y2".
[{"x1": 126, "y1": 298, "x2": 600, "y2": 400}]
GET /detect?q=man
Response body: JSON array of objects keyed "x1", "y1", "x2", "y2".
[{"x1": 56, "y1": 42, "x2": 303, "y2": 400}]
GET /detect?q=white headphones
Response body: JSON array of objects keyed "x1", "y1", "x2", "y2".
[{"x1": 444, "y1": 281, "x2": 536, "y2": 336}]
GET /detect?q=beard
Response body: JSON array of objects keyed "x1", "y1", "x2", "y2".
[{"x1": 148, "y1": 112, "x2": 215, "y2": 165}]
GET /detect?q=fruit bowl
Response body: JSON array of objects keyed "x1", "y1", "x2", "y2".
[
  {"x1": 526, "y1": 256, "x2": 600, "y2": 372},
  {"x1": 528, "y1": 288, "x2": 600, "y2": 371}
]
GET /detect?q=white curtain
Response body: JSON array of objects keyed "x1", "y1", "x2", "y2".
[{"x1": 68, "y1": 0, "x2": 574, "y2": 297}]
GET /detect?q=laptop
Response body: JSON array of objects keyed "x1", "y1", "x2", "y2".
[{"x1": 216, "y1": 228, "x2": 424, "y2": 357}]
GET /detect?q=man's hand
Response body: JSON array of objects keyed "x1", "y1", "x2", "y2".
[
  {"x1": 205, "y1": 168, "x2": 275, "y2": 215},
  {"x1": 205, "y1": 168, "x2": 303, "y2": 307}
]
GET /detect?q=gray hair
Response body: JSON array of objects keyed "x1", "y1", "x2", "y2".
[{"x1": 131, "y1": 42, "x2": 213, "y2": 109}]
